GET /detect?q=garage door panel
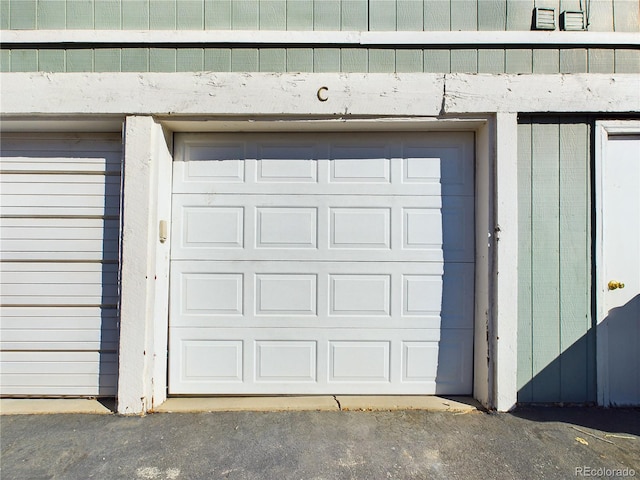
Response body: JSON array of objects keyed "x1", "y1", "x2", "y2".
[
  {"x1": 170, "y1": 261, "x2": 473, "y2": 330},
  {"x1": 0, "y1": 135, "x2": 121, "y2": 397},
  {"x1": 170, "y1": 132, "x2": 473, "y2": 395},
  {"x1": 1, "y1": 306, "x2": 119, "y2": 351},
  {"x1": 0, "y1": 351, "x2": 118, "y2": 396},
  {"x1": 171, "y1": 194, "x2": 473, "y2": 262},
  {"x1": 169, "y1": 328, "x2": 472, "y2": 394},
  {"x1": 173, "y1": 132, "x2": 473, "y2": 197}
]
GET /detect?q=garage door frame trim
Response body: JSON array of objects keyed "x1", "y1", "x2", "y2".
[{"x1": 112, "y1": 114, "x2": 518, "y2": 414}]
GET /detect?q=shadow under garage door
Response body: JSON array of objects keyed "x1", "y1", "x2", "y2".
[
  {"x1": 168, "y1": 131, "x2": 474, "y2": 395},
  {"x1": 0, "y1": 134, "x2": 122, "y2": 397}
]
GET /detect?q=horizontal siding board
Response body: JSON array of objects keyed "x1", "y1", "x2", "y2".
[
  {"x1": 0, "y1": 352, "x2": 117, "y2": 396},
  {"x1": 0, "y1": 329, "x2": 119, "y2": 351},
  {"x1": 0, "y1": 249, "x2": 119, "y2": 262}
]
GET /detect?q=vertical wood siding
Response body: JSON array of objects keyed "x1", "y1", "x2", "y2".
[
  {"x1": 3, "y1": 47, "x2": 638, "y2": 73},
  {"x1": 1, "y1": 0, "x2": 638, "y2": 73},
  {"x1": 517, "y1": 116, "x2": 595, "y2": 403},
  {"x1": 2, "y1": 0, "x2": 637, "y2": 32}
]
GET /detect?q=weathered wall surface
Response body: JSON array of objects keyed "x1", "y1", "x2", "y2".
[
  {"x1": 1, "y1": 0, "x2": 638, "y2": 32},
  {"x1": 1, "y1": 0, "x2": 638, "y2": 73},
  {"x1": 517, "y1": 116, "x2": 595, "y2": 404}
]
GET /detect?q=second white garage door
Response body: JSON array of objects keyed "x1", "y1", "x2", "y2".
[{"x1": 169, "y1": 132, "x2": 474, "y2": 395}]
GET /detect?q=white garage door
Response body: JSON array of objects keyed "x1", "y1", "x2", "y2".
[
  {"x1": 169, "y1": 132, "x2": 474, "y2": 395},
  {"x1": 0, "y1": 134, "x2": 121, "y2": 396}
]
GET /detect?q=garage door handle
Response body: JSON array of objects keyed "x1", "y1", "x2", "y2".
[{"x1": 159, "y1": 220, "x2": 168, "y2": 243}]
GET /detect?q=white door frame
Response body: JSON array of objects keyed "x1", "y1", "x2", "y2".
[{"x1": 595, "y1": 120, "x2": 640, "y2": 407}]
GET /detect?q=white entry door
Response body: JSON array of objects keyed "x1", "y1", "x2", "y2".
[
  {"x1": 169, "y1": 132, "x2": 474, "y2": 395},
  {"x1": 598, "y1": 123, "x2": 640, "y2": 406}
]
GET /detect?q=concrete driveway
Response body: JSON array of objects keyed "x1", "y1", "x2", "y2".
[{"x1": 1, "y1": 405, "x2": 638, "y2": 479}]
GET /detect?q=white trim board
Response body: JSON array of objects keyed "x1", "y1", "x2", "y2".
[
  {"x1": 1, "y1": 30, "x2": 638, "y2": 47},
  {"x1": 1, "y1": 73, "x2": 638, "y2": 117}
]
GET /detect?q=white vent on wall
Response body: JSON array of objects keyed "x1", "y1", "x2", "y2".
[
  {"x1": 561, "y1": 11, "x2": 586, "y2": 30},
  {"x1": 533, "y1": 7, "x2": 556, "y2": 30}
]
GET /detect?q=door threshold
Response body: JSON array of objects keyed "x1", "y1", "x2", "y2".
[{"x1": 152, "y1": 395, "x2": 481, "y2": 413}]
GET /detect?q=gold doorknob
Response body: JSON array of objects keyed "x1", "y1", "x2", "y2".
[{"x1": 608, "y1": 280, "x2": 625, "y2": 290}]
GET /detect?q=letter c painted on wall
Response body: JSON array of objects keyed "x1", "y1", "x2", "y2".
[{"x1": 317, "y1": 86, "x2": 329, "y2": 102}]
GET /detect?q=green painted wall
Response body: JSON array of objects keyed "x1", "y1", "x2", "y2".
[
  {"x1": 2, "y1": 47, "x2": 639, "y2": 73},
  {"x1": 517, "y1": 116, "x2": 595, "y2": 404},
  {"x1": 2, "y1": 0, "x2": 638, "y2": 31},
  {"x1": 2, "y1": 0, "x2": 638, "y2": 73}
]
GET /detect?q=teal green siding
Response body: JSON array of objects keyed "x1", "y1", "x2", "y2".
[
  {"x1": 2, "y1": 0, "x2": 637, "y2": 73},
  {"x1": 517, "y1": 117, "x2": 595, "y2": 404},
  {"x1": 3, "y1": 47, "x2": 638, "y2": 73},
  {"x1": 2, "y1": 0, "x2": 637, "y2": 31}
]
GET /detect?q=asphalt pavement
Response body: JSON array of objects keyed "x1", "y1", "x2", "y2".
[{"x1": 1, "y1": 406, "x2": 639, "y2": 479}]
